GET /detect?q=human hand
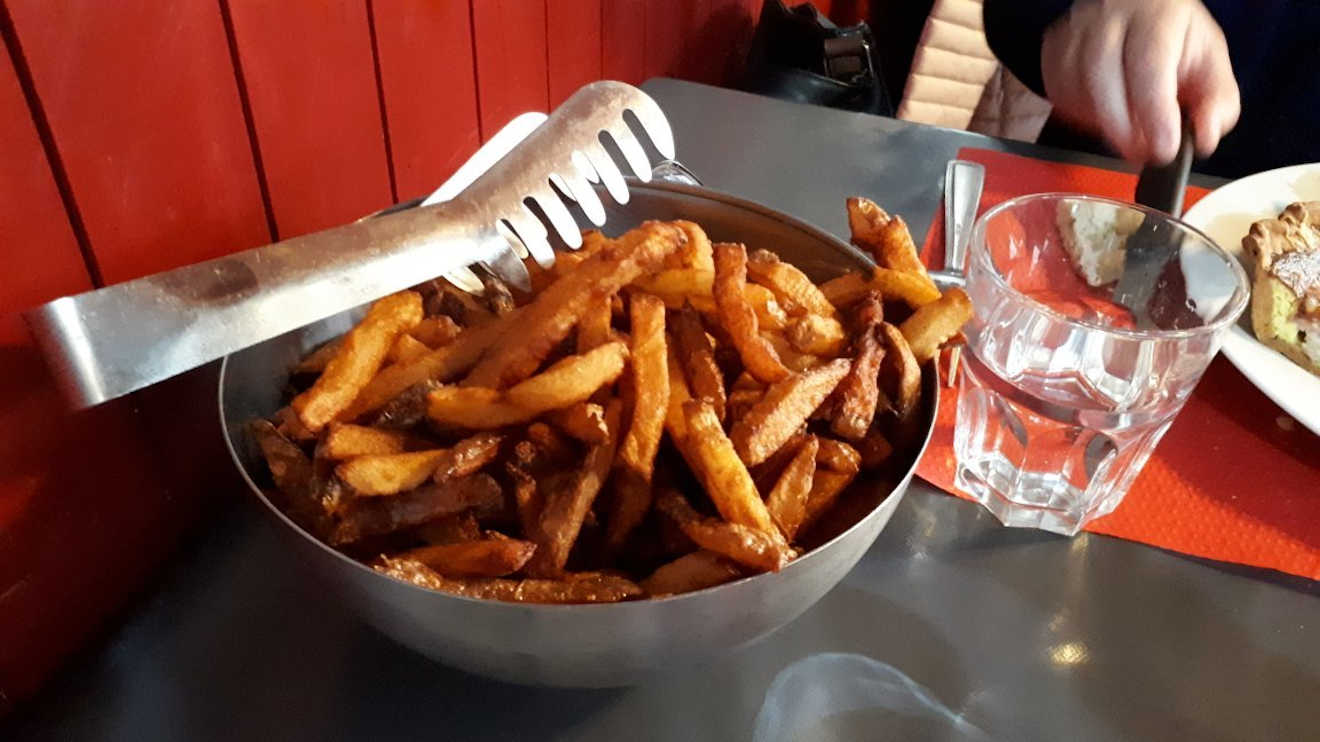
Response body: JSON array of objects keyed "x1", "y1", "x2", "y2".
[{"x1": 1041, "y1": 0, "x2": 1240, "y2": 163}]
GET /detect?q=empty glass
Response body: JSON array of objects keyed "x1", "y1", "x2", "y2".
[{"x1": 954, "y1": 193, "x2": 1250, "y2": 535}]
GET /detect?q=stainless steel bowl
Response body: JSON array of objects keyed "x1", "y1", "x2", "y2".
[{"x1": 219, "y1": 181, "x2": 938, "y2": 687}]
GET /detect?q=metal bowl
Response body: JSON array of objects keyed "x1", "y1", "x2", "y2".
[{"x1": 218, "y1": 181, "x2": 938, "y2": 687}]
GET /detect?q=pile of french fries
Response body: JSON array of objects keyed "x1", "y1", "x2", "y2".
[{"x1": 251, "y1": 197, "x2": 972, "y2": 603}]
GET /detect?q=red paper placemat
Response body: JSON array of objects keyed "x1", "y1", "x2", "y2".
[{"x1": 916, "y1": 148, "x2": 1320, "y2": 580}]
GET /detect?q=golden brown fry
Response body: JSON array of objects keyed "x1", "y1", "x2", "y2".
[
  {"x1": 819, "y1": 268, "x2": 942, "y2": 309},
  {"x1": 641, "y1": 550, "x2": 744, "y2": 596},
  {"x1": 400, "y1": 538, "x2": 536, "y2": 577},
  {"x1": 464, "y1": 221, "x2": 683, "y2": 388},
  {"x1": 670, "y1": 305, "x2": 727, "y2": 421},
  {"x1": 425, "y1": 386, "x2": 534, "y2": 429},
  {"x1": 760, "y1": 331, "x2": 819, "y2": 372},
  {"x1": 899, "y1": 287, "x2": 974, "y2": 363},
  {"x1": 410, "y1": 316, "x2": 462, "y2": 348},
  {"x1": 846, "y1": 196, "x2": 890, "y2": 242},
  {"x1": 292, "y1": 292, "x2": 423, "y2": 431},
  {"x1": 321, "y1": 423, "x2": 413, "y2": 459},
  {"x1": 802, "y1": 469, "x2": 858, "y2": 533},
  {"x1": 341, "y1": 309, "x2": 518, "y2": 420},
  {"x1": 713, "y1": 243, "x2": 791, "y2": 384},
  {"x1": 847, "y1": 197, "x2": 937, "y2": 290},
  {"x1": 480, "y1": 272, "x2": 516, "y2": 316},
  {"x1": 669, "y1": 220, "x2": 715, "y2": 272},
  {"x1": 746, "y1": 249, "x2": 837, "y2": 319},
  {"x1": 388, "y1": 333, "x2": 430, "y2": 365},
  {"x1": 376, "y1": 557, "x2": 642, "y2": 603},
  {"x1": 663, "y1": 344, "x2": 695, "y2": 446},
  {"x1": 607, "y1": 294, "x2": 669, "y2": 550},
  {"x1": 250, "y1": 419, "x2": 314, "y2": 500},
  {"x1": 336, "y1": 450, "x2": 449, "y2": 496},
  {"x1": 879, "y1": 322, "x2": 921, "y2": 419},
  {"x1": 785, "y1": 314, "x2": 848, "y2": 357},
  {"x1": 505, "y1": 340, "x2": 629, "y2": 410},
  {"x1": 815, "y1": 438, "x2": 861, "y2": 475},
  {"x1": 679, "y1": 400, "x2": 780, "y2": 535},
  {"x1": 545, "y1": 402, "x2": 608, "y2": 444},
  {"x1": 637, "y1": 270, "x2": 788, "y2": 331},
  {"x1": 436, "y1": 285, "x2": 496, "y2": 326},
  {"x1": 577, "y1": 296, "x2": 614, "y2": 352},
  {"x1": 506, "y1": 453, "x2": 545, "y2": 537},
  {"x1": 726, "y1": 388, "x2": 762, "y2": 422},
  {"x1": 331, "y1": 473, "x2": 503, "y2": 545},
  {"x1": 272, "y1": 406, "x2": 316, "y2": 443},
  {"x1": 415, "y1": 512, "x2": 482, "y2": 545},
  {"x1": 858, "y1": 432, "x2": 894, "y2": 469},
  {"x1": 729, "y1": 359, "x2": 850, "y2": 466},
  {"x1": 526, "y1": 400, "x2": 623, "y2": 576},
  {"x1": 432, "y1": 431, "x2": 505, "y2": 483},
  {"x1": 293, "y1": 338, "x2": 343, "y2": 375},
  {"x1": 526, "y1": 422, "x2": 575, "y2": 463},
  {"x1": 730, "y1": 372, "x2": 763, "y2": 392},
  {"x1": 765, "y1": 436, "x2": 818, "y2": 541},
  {"x1": 632, "y1": 267, "x2": 712, "y2": 297},
  {"x1": 831, "y1": 292, "x2": 886, "y2": 440},
  {"x1": 655, "y1": 489, "x2": 790, "y2": 572}
]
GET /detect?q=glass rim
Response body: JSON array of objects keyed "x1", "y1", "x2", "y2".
[{"x1": 969, "y1": 192, "x2": 1251, "y2": 341}]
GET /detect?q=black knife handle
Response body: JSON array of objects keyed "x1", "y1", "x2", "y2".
[{"x1": 1133, "y1": 121, "x2": 1194, "y2": 217}]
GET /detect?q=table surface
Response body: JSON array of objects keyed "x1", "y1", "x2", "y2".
[{"x1": 7, "y1": 79, "x2": 1317, "y2": 742}]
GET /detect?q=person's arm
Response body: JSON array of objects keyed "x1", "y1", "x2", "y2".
[{"x1": 982, "y1": 0, "x2": 1074, "y2": 97}]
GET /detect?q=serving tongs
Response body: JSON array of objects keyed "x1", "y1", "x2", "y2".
[{"x1": 25, "y1": 82, "x2": 675, "y2": 409}]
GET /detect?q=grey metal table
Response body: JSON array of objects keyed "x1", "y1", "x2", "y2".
[{"x1": 7, "y1": 79, "x2": 1317, "y2": 742}]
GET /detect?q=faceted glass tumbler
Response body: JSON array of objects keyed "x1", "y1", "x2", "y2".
[{"x1": 953, "y1": 193, "x2": 1250, "y2": 535}]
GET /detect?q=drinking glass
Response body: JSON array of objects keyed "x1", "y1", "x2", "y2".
[{"x1": 954, "y1": 193, "x2": 1250, "y2": 535}]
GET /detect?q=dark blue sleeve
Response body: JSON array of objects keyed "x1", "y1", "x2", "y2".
[{"x1": 982, "y1": 0, "x2": 1076, "y2": 96}]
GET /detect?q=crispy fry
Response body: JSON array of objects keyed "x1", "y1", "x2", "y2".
[
  {"x1": 819, "y1": 268, "x2": 942, "y2": 309},
  {"x1": 900, "y1": 287, "x2": 974, "y2": 363},
  {"x1": 607, "y1": 294, "x2": 669, "y2": 550},
  {"x1": 802, "y1": 469, "x2": 857, "y2": 533},
  {"x1": 846, "y1": 196, "x2": 890, "y2": 241},
  {"x1": 376, "y1": 558, "x2": 642, "y2": 603},
  {"x1": 293, "y1": 338, "x2": 343, "y2": 374},
  {"x1": 858, "y1": 432, "x2": 894, "y2": 469},
  {"x1": 480, "y1": 272, "x2": 516, "y2": 316},
  {"x1": 292, "y1": 292, "x2": 423, "y2": 431},
  {"x1": 670, "y1": 305, "x2": 727, "y2": 421},
  {"x1": 713, "y1": 243, "x2": 790, "y2": 384},
  {"x1": 250, "y1": 419, "x2": 314, "y2": 501},
  {"x1": 785, "y1": 314, "x2": 848, "y2": 357},
  {"x1": 664, "y1": 344, "x2": 696, "y2": 446},
  {"x1": 426, "y1": 386, "x2": 534, "y2": 429},
  {"x1": 747, "y1": 249, "x2": 837, "y2": 318},
  {"x1": 432, "y1": 431, "x2": 505, "y2": 483},
  {"x1": 879, "y1": 322, "x2": 921, "y2": 419},
  {"x1": 415, "y1": 512, "x2": 482, "y2": 545},
  {"x1": 632, "y1": 267, "x2": 712, "y2": 297},
  {"x1": 765, "y1": 436, "x2": 818, "y2": 541},
  {"x1": 388, "y1": 333, "x2": 430, "y2": 365},
  {"x1": 641, "y1": 550, "x2": 744, "y2": 596},
  {"x1": 729, "y1": 359, "x2": 850, "y2": 466},
  {"x1": 505, "y1": 341, "x2": 629, "y2": 410},
  {"x1": 436, "y1": 285, "x2": 495, "y2": 326},
  {"x1": 815, "y1": 438, "x2": 861, "y2": 475},
  {"x1": 400, "y1": 538, "x2": 536, "y2": 577},
  {"x1": 760, "y1": 331, "x2": 819, "y2": 372},
  {"x1": 727, "y1": 388, "x2": 762, "y2": 421},
  {"x1": 272, "y1": 405, "x2": 316, "y2": 443},
  {"x1": 638, "y1": 270, "x2": 789, "y2": 330},
  {"x1": 526, "y1": 400, "x2": 622, "y2": 576},
  {"x1": 679, "y1": 400, "x2": 780, "y2": 535},
  {"x1": 656, "y1": 489, "x2": 789, "y2": 571},
  {"x1": 669, "y1": 220, "x2": 715, "y2": 271},
  {"x1": 577, "y1": 296, "x2": 614, "y2": 352},
  {"x1": 464, "y1": 221, "x2": 683, "y2": 388},
  {"x1": 831, "y1": 292, "x2": 886, "y2": 440},
  {"x1": 410, "y1": 316, "x2": 462, "y2": 348},
  {"x1": 336, "y1": 450, "x2": 449, "y2": 496},
  {"x1": 331, "y1": 473, "x2": 504, "y2": 545},
  {"x1": 545, "y1": 402, "x2": 609, "y2": 444},
  {"x1": 847, "y1": 197, "x2": 937, "y2": 290},
  {"x1": 525, "y1": 422, "x2": 575, "y2": 463},
  {"x1": 321, "y1": 423, "x2": 414, "y2": 459}
]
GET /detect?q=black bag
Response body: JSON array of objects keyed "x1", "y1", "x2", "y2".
[{"x1": 741, "y1": 0, "x2": 893, "y2": 117}]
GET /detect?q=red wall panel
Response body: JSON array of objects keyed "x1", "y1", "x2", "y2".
[
  {"x1": 5, "y1": 0, "x2": 269, "y2": 284},
  {"x1": 471, "y1": 0, "x2": 550, "y2": 139},
  {"x1": 372, "y1": 0, "x2": 482, "y2": 200},
  {"x1": 601, "y1": 0, "x2": 647, "y2": 84},
  {"x1": 547, "y1": 0, "x2": 602, "y2": 105},
  {"x1": 227, "y1": 0, "x2": 393, "y2": 237}
]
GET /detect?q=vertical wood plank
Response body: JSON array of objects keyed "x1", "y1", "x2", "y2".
[
  {"x1": 601, "y1": 0, "x2": 646, "y2": 84},
  {"x1": 5, "y1": 0, "x2": 269, "y2": 284},
  {"x1": 644, "y1": 0, "x2": 700, "y2": 82},
  {"x1": 546, "y1": 0, "x2": 601, "y2": 105},
  {"x1": 372, "y1": 0, "x2": 482, "y2": 200},
  {"x1": 471, "y1": 0, "x2": 549, "y2": 138},
  {"x1": 227, "y1": 0, "x2": 393, "y2": 238}
]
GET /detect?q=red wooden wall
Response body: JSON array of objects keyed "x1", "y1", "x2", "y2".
[{"x1": 0, "y1": 0, "x2": 834, "y2": 709}]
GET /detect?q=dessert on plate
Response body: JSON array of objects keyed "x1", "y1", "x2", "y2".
[{"x1": 1242, "y1": 201, "x2": 1320, "y2": 375}]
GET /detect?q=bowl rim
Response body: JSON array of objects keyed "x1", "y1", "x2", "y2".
[{"x1": 218, "y1": 179, "x2": 941, "y2": 610}]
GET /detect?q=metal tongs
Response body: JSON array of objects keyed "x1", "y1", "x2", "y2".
[{"x1": 25, "y1": 82, "x2": 676, "y2": 409}]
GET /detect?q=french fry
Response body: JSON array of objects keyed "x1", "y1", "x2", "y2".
[
  {"x1": 370, "y1": 380, "x2": 440, "y2": 430},
  {"x1": 376, "y1": 557, "x2": 643, "y2": 603},
  {"x1": 664, "y1": 344, "x2": 695, "y2": 445},
  {"x1": 632, "y1": 267, "x2": 711, "y2": 297},
  {"x1": 669, "y1": 220, "x2": 715, "y2": 272},
  {"x1": 292, "y1": 291, "x2": 423, "y2": 431},
  {"x1": 713, "y1": 243, "x2": 791, "y2": 384},
  {"x1": 802, "y1": 469, "x2": 858, "y2": 533},
  {"x1": 760, "y1": 331, "x2": 819, "y2": 372},
  {"x1": 846, "y1": 196, "x2": 890, "y2": 242},
  {"x1": 815, "y1": 437, "x2": 861, "y2": 475},
  {"x1": 432, "y1": 431, "x2": 505, "y2": 483},
  {"x1": 331, "y1": 473, "x2": 504, "y2": 545},
  {"x1": 765, "y1": 436, "x2": 818, "y2": 541},
  {"x1": 858, "y1": 432, "x2": 894, "y2": 469},
  {"x1": 819, "y1": 268, "x2": 942, "y2": 309},
  {"x1": 900, "y1": 287, "x2": 974, "y2": 363},
  {"x1": 727, "y1": 388, "x2": 762, "y2": 421},
  {"x1": 785, "y1": 314, "x2": 848, "y2": 357},
  {"x1": 293, "y1": 338, "x2": 343, "y2": 375},
  {"x1": 846, "y1": 197, "x2": 938, "y2": 291},
  {"x1": 505, "y1": 341, "x2": 629, "y2": 410},
  {"x1": 480, "y1": 272, "x2": 516, "y2": 316},
  {"x1": 525, "y1": 422, "x2": 575, "y2": 464},
  {"x1": 415, "y1": 512, "x2": 482, "y2": 545},
  {"x1": 879, "y1": 322, "x2": 921, "y2": 419},
  {"x1": 546, "y1": 402, "x2": 609, "y2": 444},
  {"x1": 388, "y1": 333, "x2": 431, "y2": 365},
  {"x1": 577, "y1": 296, "x2": 614, "y2": 352},
  {"x1": 670, "y1": 305, "x2": 727, "y2": 421},
  {"x1": 435, "y1": 285, "x2": 495, "y2": 326},
  {"x1": 400, "y1": 538, "x2": 536, "y2": 578},
  {"x1": 506, "y1": 460, "x2": 543, "y2": 538},
  {"x1": 747, "y1": 249, "x2": 837, "y2": 319},
  {"x1": 250, "y1": 420, "x2": 314, "y2": 502},
  {"x1": 336, "y1": 450, "x2": 450, "y2": 496},
  {"x1": 831, "y1": 291, "x2": 886, "y2": 440},
  {"x1": 679, "y1": 400, "x2": 780, "y2": 536},
  {"x1": 656, "y1": 488, "x2": 790, "y2": 572},
  {"x1": 641, "y1": 550, "x2": 744, "y2": 596},
  {"x1": 464, "y1": 221, "x2": 683, "y2": 388},
  {"x1": 638, "y1": 271, "x2": 789, "y2": 331},
  {"x1": 526, "y1": 400, "x2": 622, "y2": 576},
  {"x1": 607, "y1": 294, "x2": 669, "y2": 550},
  {"x1": 426, "y1": 386, "x2": 535, "y2": 429},
  {"x1": 729, "y1": 359, "x2": 851, "y2": 466},
  {"x1": 321, "y1": 422, "x2": 414, "y2": 459},
  {"x1": 410, "y1": 316, "x2": 462, "y2": 348},
  {"x1": 272, "y1": 405, "x2": 316, "y2": 443}
]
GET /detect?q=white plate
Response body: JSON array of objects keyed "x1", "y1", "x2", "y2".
[{"x1": 1182, "y1": 162, "x2": 1320, "y2": 436}]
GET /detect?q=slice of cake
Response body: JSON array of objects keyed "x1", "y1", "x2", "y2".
[{"x1": 1242, "y1": 202, "x2": 1320, "y2": 376}]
